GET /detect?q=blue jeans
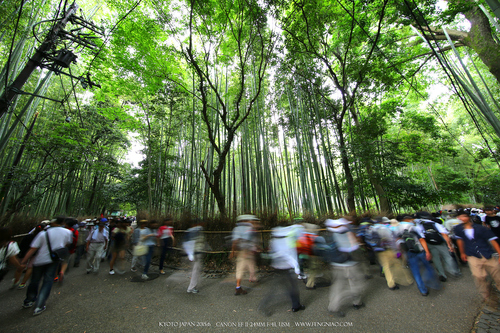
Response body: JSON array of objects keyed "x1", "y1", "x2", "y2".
[
  {"x1": 143, "y1": 245, "x2": 155, "y2": 274},
  {"x1": 24, "y1": 262, "x2": 59, "y2": 308},
  {"x1": 407, "y1": 251, "x2": 437, "y2": 294},
  {"x1": 159, "y1": 238, "x2": 172, "y2": 270}
]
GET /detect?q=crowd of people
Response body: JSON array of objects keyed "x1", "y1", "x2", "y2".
[{"x1": 1, "y1": 207, "x2": 500, "y2": 318}]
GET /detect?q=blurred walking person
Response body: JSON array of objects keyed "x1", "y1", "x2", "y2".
[
  {"x1": 15, "y1": 223, "x2": 44, "y2": 289},
  {"x1": 158, "y1": 218, "x2": 175, "y2": 275},
  {"x1": 367, "y1": 217, "x2": 413, "y2": 290},
  {"x1": 325, "y1": 218, "x2": 366, "y2": 317},
  {"x1": 74, "y1": 221, "x2": 89, "y2": 268},
  {"x1": 0, "y1": 227, "x2": 25, "y2": 288},
  {"x1": 415, "y1": 211, "x2": 460, "y2": 282},
  {"x1": 85, "y1": 220, "x2": 108, "y2": 274},
  {"x1": 109, "y1": 219, "x2": 132, "y2": 275},
  {"x1": 58, "y1": 217, "x2": 78, "y2": 283},
  {"x1": 230, "y1": 215, "x2": 260, "y2": 295},
  {"x1": 259, "y1": 225, "x2": 305, "y2": 316},
  {"x1": 455, "y1": 210, "x2": 500, "y2": 309},
  {"x1": 21, "y1": 217, "x2": 72, "y2": 315},
  {"x1": 140, "y1": 220, "x2": 158, "y2": 280},
  {"x1": 183, "y1": 219, "x2": 205, "y2": 293},
  {"x1": 396, "y1": 215, "x2": 440, "y2": 296}
]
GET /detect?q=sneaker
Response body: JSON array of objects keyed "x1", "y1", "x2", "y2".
[
  {"x1": 439, "y1": 275, "x2": 447, "y2": 282},
  {"x1": 18, "y1": 283, "x2": 26, "y2": 289},
  {"x1": 235, "y1": 287, "x2": 248, "y2": 295},
  {"x1": 109, "y1": 269, "x2": 115, "y2": 275},
  {"x1": 33, "y1": 306, "x2": 46, "y2": 316},
  {"x1": 53, "y1": 276, "x2": 59, "y2": 282},
  {"x1": 329, "y1": 310, "x2": 345, "y2": 318},
  {"x1": 23, "y1": 301, "x2": 34, "y2": 309},
  {"x1": 131, "y1": 267, "x2": 137, "y2": 272},
  {"x1": 141, "y1": 274, "x2": 148, "y2": 280},
  {"x1": 292, "y1": 304, "x2": 306, "y2": 312},
  {"x1": 187, "y1": 289, "x2": 199, "y2": 293},
  {"x1": 86, "y1": 270, "x2": 91, "y2": 274},
  {"x1": 160, "y1": 270, "x2": 165, "y2": 275},
  {"x1": 389, "y1": 285, "x2": 399, "y2": 291},
  {"x1": 353, "y1": 303, "x2": 365, "y2": 310},
  {"x1": 10, "y1": 279, "x2": 20, "y2": 290}
]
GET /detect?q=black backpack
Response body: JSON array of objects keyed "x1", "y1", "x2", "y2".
[
  {"x1": 422, "y1": 221, "x2": 444, "y2": 245},
  {"x1": 316, "y1": 232, "x2": 351, "y2": 264},
  {"x1": 19, "y1": 233, "x2": 36, "y2": 259},
  {"x1": 400, "y1": 229, "x2": 420, "y2": 253}
]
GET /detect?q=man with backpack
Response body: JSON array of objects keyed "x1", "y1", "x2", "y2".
[
  {"x1": 367, "y1": 217, "x2": 413, "y2": 290},
  {"x1": 20, "y1": 217, "x2": 72, "y2": 316},
  {"x1": 230, "y1": 215, "x2": 260, "y2": 295},
  {"x1": 396, "y1": 216, "x2": 439, "y2": 296},
  {"x1": 324, "y1": 218, "x2": 366, "y2": 317},
  {"x1": 297, "y1": 222, "x2": 320, "y2": 289},
  {"x1": 258, "y1": 225, "x2": 305, "y2": 316},
  {"x1": 415, "y1": 211, "x2": 460, "y2": 282}
]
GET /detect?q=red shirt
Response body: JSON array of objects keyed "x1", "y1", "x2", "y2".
[{"x1": 157, "y1": 226, "x2": 173, "y2": 239}]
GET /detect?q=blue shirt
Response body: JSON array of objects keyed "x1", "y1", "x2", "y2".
[
  {"x1": 140, "y1": 228, "x2": 157, "y2": 246},
  {"x1": 454, "y1": 223, "x2": 498, "y2": 259}
]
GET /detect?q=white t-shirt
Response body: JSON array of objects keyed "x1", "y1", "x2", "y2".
[
  {"x1": 0, "y1": 241, "x2": 20, "y2": 270},
  {"x1": 30, "y1": 227, "x2": 72, "y2": 266},
  {"x1": 464, "y1": 229, "x2": 474, "y2": 240}
]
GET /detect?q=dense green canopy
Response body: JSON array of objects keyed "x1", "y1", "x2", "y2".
[{"x1": 0, "y1": 0, "x2": 499, "y2": 223}]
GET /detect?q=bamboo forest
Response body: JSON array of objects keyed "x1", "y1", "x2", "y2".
[{"x1": 0, "y1": 0, "x2": 500, "y2": 225}]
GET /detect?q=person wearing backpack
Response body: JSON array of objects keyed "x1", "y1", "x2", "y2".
[
  {"x1": 367, "y1": 217, "x2": 413, "y2": 290},
  {"x1": 20, "y1": 217, "x2": 72, "y2": 316},
  {"x1": 324, "y1": 218, "x2": 366, "y2": 318},
  {"x1": 16, "y1": 223, "x2": 45, "y2": 289},
  {"x1": 258, "y1": 225, "x2": 305, "y2": 316},
  {"x1": 396, "y1": 216, "x2": 439, "y2": 296},
  {"x1": 454, "y1": 210, "x2": 500, "y2": 309},
  {"x1": 230, "y1": 215, "x2": 260, "y2": 295},
  {"x1": 0, "y1": 227, "x2": 25, "y2": 288},
  {"x1": 297, "y1": 222, "x2": 320, "y2": 289},
  {"x1": 415, "y1": 211, "x2": 460, "y2": 282}
]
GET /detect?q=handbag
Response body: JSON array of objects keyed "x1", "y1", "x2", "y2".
[
  {"x1": 45, "y1": 231, "x2": 70, "y2": 262},
  {"x1": 133, "y1": 244, "x2": 148, "y2": 256},
  {"x1": 0, "y1": 242, "x2": 10, "y2": 281}
]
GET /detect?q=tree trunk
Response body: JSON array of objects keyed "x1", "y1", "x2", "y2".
[
  {"x1": 336, "y1": 120, "x2": 356, "y2": 215},
  {"x1": 461, "y1": 3, "x2": 500, "y2": 84}
]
